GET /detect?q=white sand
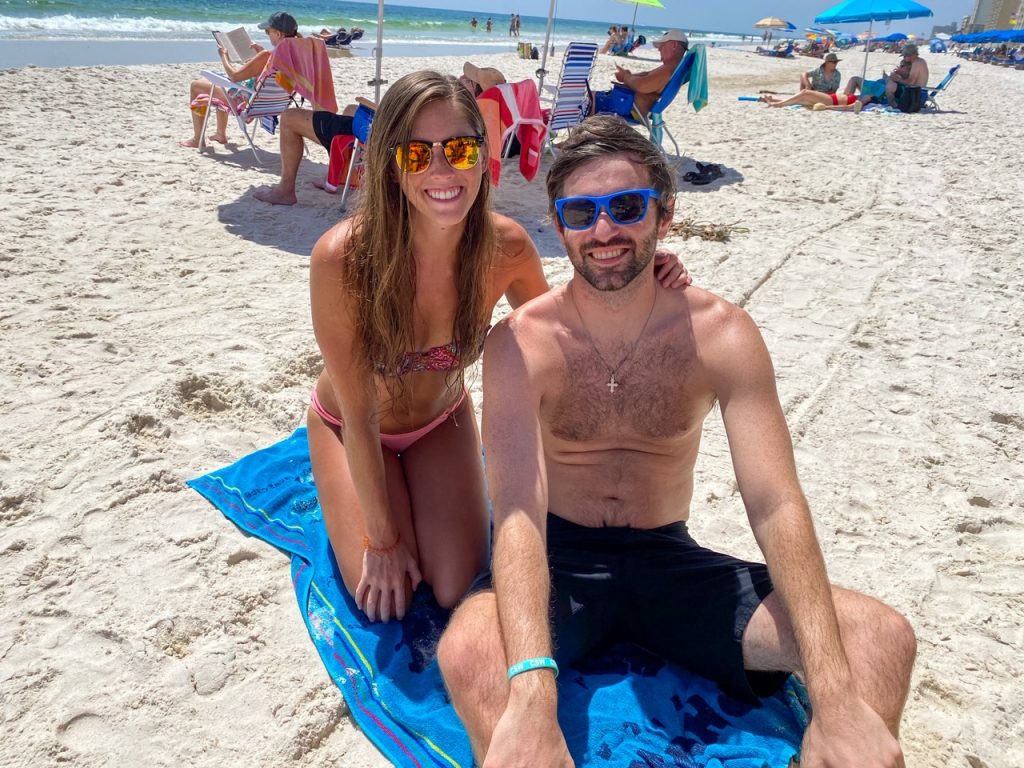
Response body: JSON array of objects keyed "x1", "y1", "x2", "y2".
[{"x1": 1, "y1": 48, "x2": 1022, "y2": 767}]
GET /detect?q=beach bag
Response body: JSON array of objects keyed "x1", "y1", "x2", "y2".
[
  {"x1": 897, "y1": 85, "x2": 922, "y2": 113},
  {"x1": 594, "y1": 83, "x2": 636, "y2": 117},
  {"x1": 327, "y1": 135, "x2": 363, "y2": 190}
]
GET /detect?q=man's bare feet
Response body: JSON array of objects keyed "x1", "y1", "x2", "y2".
[
  {"x1": 253, "y1": 185, "x2": 298, "y2": 206},
  {"x1": 179, "y1": 137, "x2": 201, "y2": 148},
  {"x1": 209, "y1": 132, "x2": 228, "y2": 144},
  {"x1": 311, "y1": 177, "x2": 339, "y2": 194}
]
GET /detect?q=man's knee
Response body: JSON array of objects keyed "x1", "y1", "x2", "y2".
[
  {"x1": 878, "y1": 605, "x2": 917, "y2": 669},
  {"x1": 437, "y1": 595, "x2": 500, "y2": 692},
  {"x1": 840, "y1": 592, "x2": 917, "y2": 670},
  {"x1": 281, "y1": 108, "x2": 314, "y2": 137}
]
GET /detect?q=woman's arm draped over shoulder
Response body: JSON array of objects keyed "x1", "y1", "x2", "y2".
[{"x1": 492, "y1": 214, "x2": 549, "y2": 310}]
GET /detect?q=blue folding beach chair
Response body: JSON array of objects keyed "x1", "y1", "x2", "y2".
[
  {"x1": 594, "y1": 45, "x2": 706, "y2": 156},
  {"x1": 922, "y1": 65, "x2": 960, "y2": 111}
]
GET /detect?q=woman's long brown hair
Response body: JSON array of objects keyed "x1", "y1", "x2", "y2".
[{"x1": 342, "y1": 70, "x2": 495, "y2": 399}]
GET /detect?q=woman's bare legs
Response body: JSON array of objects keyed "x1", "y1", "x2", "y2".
[
  {"x1": 400, "y1": 395, "x2": 489, "y2": 608},
  {"x1": 765, "y1": 89, "x2": 835, "y2": 108},
  {"x1": 306, "y1": 393, "x2": 488, "y2": 617},
  {"x1": 182, "y1": 77, "x2": 229, "y2": 147}
]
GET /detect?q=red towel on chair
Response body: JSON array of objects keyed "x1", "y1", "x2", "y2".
[{"x1": 505, "y1": 80, "x2": 545, "y2": 182}]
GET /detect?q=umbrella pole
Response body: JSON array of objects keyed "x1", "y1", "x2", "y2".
[
  {"x1": 630, "y1": 3, "x2": 639, "y2": 35},
  {"x1": 861, "y1": 19, "x2": 872, "y2": 82},
  {"x1": 537, "y1": 0, "x2": 557, "y2": 92},
  {"x1": 371, "y1": 0, "x2": 386, "y2": 103}
]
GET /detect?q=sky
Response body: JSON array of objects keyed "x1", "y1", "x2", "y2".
[{"x1": 398, "y1": 0, "x2": 976, "y2": 35}]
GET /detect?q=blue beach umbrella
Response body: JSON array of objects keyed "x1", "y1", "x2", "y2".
[{"x1": 816, "y1": 0, "x2": 933, "y2": 79}]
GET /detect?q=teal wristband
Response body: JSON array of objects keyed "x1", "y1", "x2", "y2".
[{"x1": 507, "y1": 656, "x2": 559, "y2": 680}]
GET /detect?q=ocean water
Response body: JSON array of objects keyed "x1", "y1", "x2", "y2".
[{"x1": 0, "y1": 0, "x2": 748, "y2": 50}]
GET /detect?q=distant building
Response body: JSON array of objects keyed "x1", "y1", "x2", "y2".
[
  {"x1": 966, "y1": 0, "x2": 1020, "y2": 30},
  {"x1": 930, "y1": 22, "x2": 959, "y2": 36}
]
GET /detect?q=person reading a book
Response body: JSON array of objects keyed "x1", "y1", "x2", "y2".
[{"x1": 181, "y1": 11, "x2": 298, "y2": 148}]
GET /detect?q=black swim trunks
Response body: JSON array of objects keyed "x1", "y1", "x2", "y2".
[
  {"x1": 471, "y1": 513, "x2": 787, "y2": 703},
  {"x1": 312, "y1": 111, "x2": 355, "y2": 150}
]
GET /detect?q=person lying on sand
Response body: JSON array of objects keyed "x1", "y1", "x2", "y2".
[{"x1": 437, "y1": 114, "x2": 917, "y2": 768}]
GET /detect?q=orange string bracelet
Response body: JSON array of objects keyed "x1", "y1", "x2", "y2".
[{"x1": 362, "y1": 531, "x2": 401, "y2": 555}]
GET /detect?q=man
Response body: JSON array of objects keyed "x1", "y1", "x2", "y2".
[
  {"x1": 800, "y1": 51, "x2": 842, "y2": 94},
  {"x1": 840, "y1": 43, "x2": 929, "y2": 112},
  {"x1": 252, "y1": 106, "x2": 358, "y2": 206},
  {"x1": 437, "y1": 115, "x2": 916, "y2": 767},
  {"x1": 883, "y1": 42, "x2": 929, "y2": 111},
  {"x1": 594, "y1": 28, "x2": 688, "y2": 116}
]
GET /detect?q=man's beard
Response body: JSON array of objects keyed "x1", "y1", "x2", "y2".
[{"x1": 567, "y1": 228, "x2": 658, "y2": 292}]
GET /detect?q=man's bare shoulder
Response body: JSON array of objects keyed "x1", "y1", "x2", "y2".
[
  {"x1": 497, "y1": 283, "x2": 562, "y2": 334},
  {"x1": 666, "y1": 283, "x2": 753, "y2": 335}
]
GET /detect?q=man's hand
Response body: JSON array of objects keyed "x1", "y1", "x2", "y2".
[
  {"x1": 799, "y1": 695, "x2": 905, "y2": 768},
  {"x1": 483, "y1": 701, "x2": 573, "y2": 768},
  {"x1": 614, "y1": 64, "x2": 631, "y2": 85}
]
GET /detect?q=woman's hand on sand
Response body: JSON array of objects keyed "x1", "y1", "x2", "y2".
[
  {"x1": 653, "y1": 249, "x2": 692, "y2": 289},
  {"x1": 356, "y1": 540, "x2": 423, "y2": 622}
]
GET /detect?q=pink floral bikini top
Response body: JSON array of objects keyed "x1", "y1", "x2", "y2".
[
  {"x1": 375, "y1": 327, "x2": 489, "y2": 377},
  {"x1": 391, "y1": 340, "x2": 461, "y2": 376}
]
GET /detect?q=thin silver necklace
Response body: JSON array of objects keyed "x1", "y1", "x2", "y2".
[{"x1": 569, "y1": 281, "x2": 657, "y2": 394}]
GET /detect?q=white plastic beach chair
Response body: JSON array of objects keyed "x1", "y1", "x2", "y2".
[{"x1": 542, "y1": 42, "x2": 599, "y2": 151}]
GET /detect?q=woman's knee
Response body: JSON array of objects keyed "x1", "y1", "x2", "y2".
[{"x1": 429, "y1": 564, "x2": 483, "y2": 610}]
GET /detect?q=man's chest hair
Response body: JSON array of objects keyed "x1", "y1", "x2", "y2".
[{"x1": 545, "y1": 340, "x2": 709, "y2": 442}]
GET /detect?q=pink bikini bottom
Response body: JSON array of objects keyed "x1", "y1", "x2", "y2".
[{"x1": 309, "y1": 387, "x2": 467, "y2": 454}]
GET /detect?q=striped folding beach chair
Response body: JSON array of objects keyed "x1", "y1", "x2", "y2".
[
  {"x1": 542, "y1": 42, "x2": 599, "y2": 151},
  {"x1": 198, "y1": 68, "x2": 295, "y2": 161}
]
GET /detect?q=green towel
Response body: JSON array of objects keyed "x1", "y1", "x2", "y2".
[{"x1": 688, "y1": 44, "x2": 709, "y2": 112}]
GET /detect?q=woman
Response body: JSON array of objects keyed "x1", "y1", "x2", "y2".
[
  {"x1": 181, "y1": 11, "x2": 297, "y2": 148},
  {"x1": 799, "y1": 52, "x2": 842, "y2": 94},
  {"x1": 308, "y1": 72, "x2": 689, "y2": 623}
]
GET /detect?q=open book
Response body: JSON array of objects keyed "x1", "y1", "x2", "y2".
[{"x1": 212, "y1": 27, "x2": 255, "y2": 64}]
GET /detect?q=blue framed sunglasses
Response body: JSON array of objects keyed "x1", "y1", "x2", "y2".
[{"x1": 554, "y1": 188, "x2": 660, "y2": 230}]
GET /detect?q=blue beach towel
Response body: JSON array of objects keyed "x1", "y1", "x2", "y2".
[{"x1": 188, "y1": 428, "x2": 809, "y2": 767}]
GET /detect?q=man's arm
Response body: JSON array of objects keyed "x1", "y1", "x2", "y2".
[
  {"x1": 711, "y1": 305, "x2": 898, "y2": 764},
  {"x1": 616, "y1": 62, "x2": 672, "y2": 96},
  {"x1": 481, "y1": 318, "x2": 572, "y2": 767}
]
